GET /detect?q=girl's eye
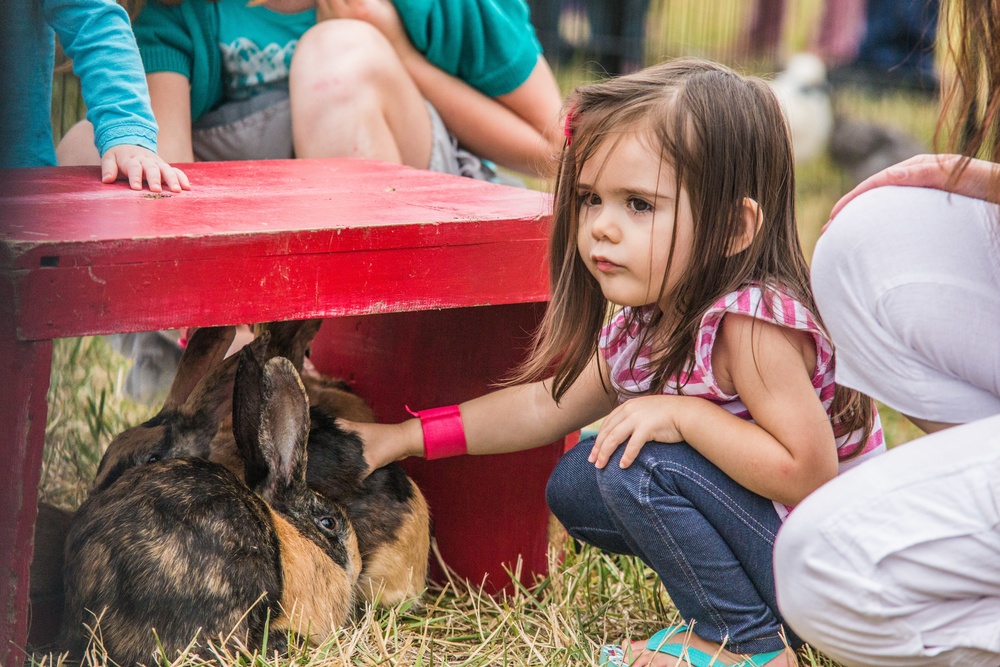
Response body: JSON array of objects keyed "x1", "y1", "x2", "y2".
[
  {"x1": 627, "y1": 197, "x2": 653, "y2": 214},
  {"x1": 578, "y1": 192, "x2": 601, "y2": 208}
]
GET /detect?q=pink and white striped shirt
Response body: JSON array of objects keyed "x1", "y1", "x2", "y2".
[{"x1": 599, "y1": 285, "x2": 885, "y2": 517}]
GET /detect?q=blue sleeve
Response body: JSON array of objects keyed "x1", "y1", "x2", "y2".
[
  {"x1": 43, "y1": 0, "x2": 159, "y2": 155},
  {"x1": 396, "y1": 0, "x2": 542, "y2": 98}
]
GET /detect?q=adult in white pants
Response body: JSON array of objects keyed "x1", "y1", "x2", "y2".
[{"x1": 773, "y1": 155, "x2": 1000, "y2": 664}]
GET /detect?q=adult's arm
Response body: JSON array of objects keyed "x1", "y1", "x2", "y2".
[{"x1": 829, "y1": 154, "x2": 1000, "y2": 222}]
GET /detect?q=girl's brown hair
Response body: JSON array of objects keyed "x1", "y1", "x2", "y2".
[{"x1": 514, "y1": 58, "x2": 873, "y2": 448}]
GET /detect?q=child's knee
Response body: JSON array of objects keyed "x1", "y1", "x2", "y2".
[
  {"x1": 545, "y1": 441, "x2": 593, "y2": 518},
  {"x1": 292, "y1": 19, "x2": 398, "y2": 90}
]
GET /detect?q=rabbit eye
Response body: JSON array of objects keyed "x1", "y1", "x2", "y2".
[
  {"x1": 146, "y1": 454, "x2": 161, "y2": 464},
  {"x1": 317, "y1": 516, "x2": 336, "y2": 531}
]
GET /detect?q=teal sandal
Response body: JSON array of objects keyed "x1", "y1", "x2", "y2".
[{"x1": 598, "y1": 625, "x2": 786, "y2": 667}]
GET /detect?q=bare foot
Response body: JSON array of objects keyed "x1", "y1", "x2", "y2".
[{"x1": 619, "y1": 629, "x2": 797, "y2": 667}]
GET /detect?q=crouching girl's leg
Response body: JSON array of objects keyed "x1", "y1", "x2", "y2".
[
  {"x1": 774, "y1": 414, "x2": 1000, "y2": 667},
  {"x1": 549, "y1": 438, "x2": 800, "y2": 661}
]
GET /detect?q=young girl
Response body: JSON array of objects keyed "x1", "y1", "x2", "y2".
[{"x1": 349, "y1": 59, "x2": 885, "y2": 667}]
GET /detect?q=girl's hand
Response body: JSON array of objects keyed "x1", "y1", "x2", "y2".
[
  {"x1": 316, "y1": 0, "x2": 407, "y2": 47},
  {"x1": 100, "y1": 144, "x2": 190, "y2": 193},
  {"x1": 828, "y1": 154, "x2": 1000, "y2": 225},
  {"x1": 339, "y1": 418, "x2": 421, "y2": 476},
  {"x1": 589, "y1": 395, "x2": 686, "y2": 469}
]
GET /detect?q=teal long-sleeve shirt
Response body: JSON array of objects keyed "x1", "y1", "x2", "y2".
[{"x1": 0, "y1": 0, "x2": 158, "y2": 168}]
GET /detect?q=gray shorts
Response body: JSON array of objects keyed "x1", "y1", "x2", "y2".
[{"x1": 191, "y1": 88, "x2": 501, "y2": 182}]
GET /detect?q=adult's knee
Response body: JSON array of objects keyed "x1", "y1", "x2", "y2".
[
  {"x1": 773, "y1": 515, "x2": 829, "y2": 642},
  {"x1": 774, "y1": 508, "x2": 868, "y2": 664}
]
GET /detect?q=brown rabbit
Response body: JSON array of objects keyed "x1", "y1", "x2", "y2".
[
  {"x1": 59, "y1": 349, "x2": 360, "y2": 665},
  {"x1": 256, "y1": 319, "x2": 430, "y2": 606}
]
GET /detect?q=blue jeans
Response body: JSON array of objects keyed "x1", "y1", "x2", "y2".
[{"x1": 546, "y1": 438, "x2": 802, "y2": 653}]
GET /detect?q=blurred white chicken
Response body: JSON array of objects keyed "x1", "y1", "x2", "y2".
[{"x1": 768, "y1": 53, "x2": 834, "y2": 164}]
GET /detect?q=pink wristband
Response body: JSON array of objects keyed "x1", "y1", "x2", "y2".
[{"x1": 406, "y1": 405, "x2": 467, "y2": 460}]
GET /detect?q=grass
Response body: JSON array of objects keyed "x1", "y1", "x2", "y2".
[{"x1": 36, "y1": 1, "x2": 938, "y2": 664}]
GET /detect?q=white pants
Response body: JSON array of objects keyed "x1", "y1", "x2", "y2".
[
  {"x1": 774, "y1": 415, "x2": 1000, "y2": 667},
  {"x1": 774, "y1": 185, "x2": 1000, "y2": 666},
  {"x1": 810, "y1": 186, "x2": 1000, "y2": 423}
]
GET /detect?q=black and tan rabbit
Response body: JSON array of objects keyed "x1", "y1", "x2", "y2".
[
  {"x1": 59, "y1": 349, "x2": 360, "y2": 665},
  {"x1": 256, "y1": 319, "x2": 431, "y2": 606}
]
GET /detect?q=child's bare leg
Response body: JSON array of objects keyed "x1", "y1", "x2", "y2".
[
  {"x1": 288, "y1": 19, "x2": 432, "y2": 168},
  {"x1": 55, "y1": 120, "x2": 100, "y2": 165}
]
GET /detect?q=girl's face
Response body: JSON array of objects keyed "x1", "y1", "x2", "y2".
[{"x1": 576, "y1": 132, "x2": 695, "y2": 310}]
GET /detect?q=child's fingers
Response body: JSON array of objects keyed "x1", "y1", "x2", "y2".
[
  {"x1": 175, "y1": 168, "x2": 191, "y2": 190},
  {"x1": 100, "y1": 154, "x2": 120, "y2": 184},
  {"x1": 160, "y1": 163, "x2": 188, "y2": 193},
  {"x1": 618, "y1": 434, "x2": 647, "y2": 469}
]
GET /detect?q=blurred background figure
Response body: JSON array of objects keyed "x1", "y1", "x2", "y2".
[
  {"x1": 828, "y1": 0, "x2": 940, "y2": 96},
  {"x1": 528, "y1": 0, "x2": 651, "y2": 76}
]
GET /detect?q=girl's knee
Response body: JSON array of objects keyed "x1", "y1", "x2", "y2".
[{"x1": 545, "y1": 442, "x2": 594, "y2": 521}]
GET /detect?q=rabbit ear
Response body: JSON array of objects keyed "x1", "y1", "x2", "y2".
[
  {"x1": 181, "y1": 332, "x2": 270, "y2": 425},
  {"x1": 162, "y1": 327, "x2": 237, "y2": 411},
  {"x1": 253, "y1": 319, "x2": 323, "y2": 372},
  {"x1": 233, "y1": 346, "x2": 272, "y2": 490},
  {"x1": 233, "y1": 349, "x2": 310, "y2": 499},
  {"x1": 257, "y1": 357, "x2": 311, "y2": 498}
]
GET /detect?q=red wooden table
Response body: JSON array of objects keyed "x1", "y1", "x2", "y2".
[{"x1": 0, "y1": 159, "x2": 565, "y2": 667}]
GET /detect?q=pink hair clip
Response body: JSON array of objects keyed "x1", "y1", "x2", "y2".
[{"x1": 563, "y1": 104, "x2": 578, "y2": 146}]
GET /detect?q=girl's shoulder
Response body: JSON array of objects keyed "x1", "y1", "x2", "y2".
[
  {"x1": 699, "y1": 284, "x2": 825, "y2": 340},
  {"x1": 695, "y1": 283, "x2": 833, "y2": 378}
]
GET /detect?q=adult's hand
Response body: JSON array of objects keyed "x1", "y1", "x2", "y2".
[
  {"x1": 828, "y1": 154, "x2": 1000, "y2": 224},
  {"x1": 101, "y1": 144, "x2": 190, "y2": 193}
]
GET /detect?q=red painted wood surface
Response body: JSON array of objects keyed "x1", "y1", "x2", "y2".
[{"x1": 0, "y1": 159, "x2": 557, "y2": 667}]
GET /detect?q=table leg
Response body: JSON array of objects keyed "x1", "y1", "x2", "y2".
[
  {"x1": 310, "y1": 304, "x2": 564, "y2": 593},
  {"x1": 0, "y1": 286, "x2": 53, "y2": 667}
]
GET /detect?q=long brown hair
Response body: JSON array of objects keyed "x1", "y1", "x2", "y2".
[
  {"x1": 514, "y1": 58, "x2": 873, "y2": 444},
  {"x1": 938, "y1": 0, "x2": 1000, "y2": 173}
]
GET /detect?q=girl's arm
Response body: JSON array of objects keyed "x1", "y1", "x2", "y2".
[
  {"x1": 317, "y1": 0, "x2": 563, "y2": 177},
  {"x1": 591, "y1": 315, "x2": 838, "y2": 507},
  {"x1": 147, "y1": 72, "x2": 195, "y2": 164},
  {"x1": 352, "y1": 355, "x2": 616, "y2": 472}
]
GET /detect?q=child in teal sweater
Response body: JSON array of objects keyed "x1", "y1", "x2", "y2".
[{"x1": 57, "y1": 0, "x2": 563, "y2": 180}]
